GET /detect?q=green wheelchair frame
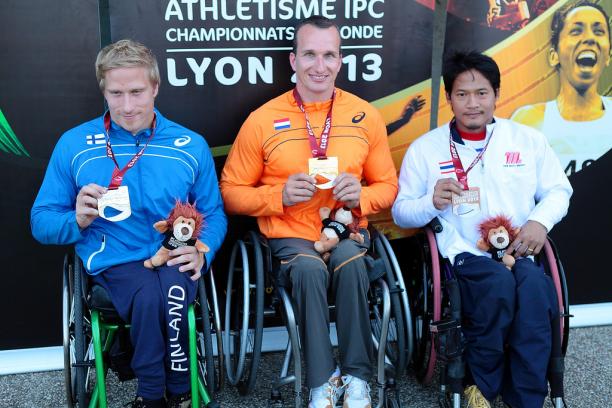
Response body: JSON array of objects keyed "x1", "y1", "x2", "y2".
[{"x1": 62, "y1": 251, "x2": 222, "y2": 408}]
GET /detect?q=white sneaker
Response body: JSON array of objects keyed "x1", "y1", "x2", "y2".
[
  {"x1": 342, "y1": 375, "x2": 371, "y2": 408},
  {"x1": 308, "y1": 375, "x2": 344, "y2": 408}
]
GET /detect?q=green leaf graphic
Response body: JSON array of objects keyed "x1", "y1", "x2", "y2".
[{"x1": 0, "y1": 109, "x2": 30, "y2": 157}]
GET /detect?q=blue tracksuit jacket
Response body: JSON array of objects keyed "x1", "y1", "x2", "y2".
[{"x1": 31, "y1": 110, "x2": 227, "y2": 275}]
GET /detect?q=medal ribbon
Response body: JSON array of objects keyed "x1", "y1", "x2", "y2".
[
  {"x1": 103, "y1": 111, "x2": 157, "y2": 189},
  {"x1": 448, "y1": 119, "x2": 494, "y2": 190},
  {"x1": 292, "y1": 88, "x2": 335, "y2": 159}
]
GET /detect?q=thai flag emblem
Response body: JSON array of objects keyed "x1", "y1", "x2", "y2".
[
  {"x1": 86, "y1": 133, "x2": 105, "y2": 145},
  {"x1": 439, "y1": 160, "x2": 454, "y2": 175},
  {"x1": 274, "y1": 118, "x2": 290, "y2": 130}
]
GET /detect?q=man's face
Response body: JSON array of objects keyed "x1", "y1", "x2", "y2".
[
  {"x1": 289, "y1": 24, "x2": 342, "y2": 103},
  {"x1": 446, "y1": 69, "x2": 498, "y2": 133},
  {"x1": 552, "y1": 6, "x2": 610, "y2": 91},
  {"x1": 103, "y1": 66, "x2": 159, "y2": 135}
]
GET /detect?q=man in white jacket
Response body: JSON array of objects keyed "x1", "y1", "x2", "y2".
[{"x1": 392, "y1": 51, "x2": 572, "y2": 408}]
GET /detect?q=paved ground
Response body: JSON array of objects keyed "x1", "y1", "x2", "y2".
[{"x1": 1, "y1": 325, "x2": 610, "y2": 407}]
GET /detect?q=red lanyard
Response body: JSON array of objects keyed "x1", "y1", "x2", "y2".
[
  {"x1": 103, "y1": 111, "x2": 157, "y2": 189},
  {"x1": 449, "y1": 120, "x2": 493, "y2": 190},
  {"x1": 292, "y1": 88, "x2": 335, "y2": 158}
]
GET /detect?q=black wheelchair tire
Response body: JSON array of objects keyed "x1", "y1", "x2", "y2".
[
  {"x1": 373, "y1": 236, "x2": 408, "y2": 376},
  {"x1": 197, "y1": 276, "x2": 217, "y2": 394},
  {"x1": 410, "y1": 234, "x2": 435, "y2": 383},
  {"x1": 62, "y1": 253, "x2": 76, "y2": 407},
  {"x1": 73, "y1": 255, "x2": 88, "y2": 408},
  {"x1": 237, "y1": 231, "x2": 265, "y2": 395}
]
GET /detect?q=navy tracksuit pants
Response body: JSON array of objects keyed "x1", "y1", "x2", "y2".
[
  {"x1": 92, "y1": 261, "x2": 197, "y2": 400},
  {"x1": 453, "y1": 253, "x2": 559, "y2": 408}
]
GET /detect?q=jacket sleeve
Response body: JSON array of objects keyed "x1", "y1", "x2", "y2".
[
  {"x1": 358, "y1": 110, "x2": 398, "y2": 216},
  {"x1": 191, "y1": 138, "x2": 228, "y2": 268},
  {"x1": 220, "y1": 115, "x2": 285, "y2": 217},
  {"x1": 392, "y1": 138, "x2": 442, "y2": 228},
  {"x1": 31, "y1": 135, "x2": 84, "y2": 245},
  {"x1": 528, "y1": 131, "x2": 572, "y2": 232}
]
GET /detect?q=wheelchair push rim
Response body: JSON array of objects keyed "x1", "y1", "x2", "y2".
[{"x1": 223, "y1": 231, "x2": 265, "y2": 394}]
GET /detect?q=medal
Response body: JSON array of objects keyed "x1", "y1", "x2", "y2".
[
  {"x1": 451, "y1": 187, "x2": 481, "y2": 216},
  {"x1": 309, "y1": 156, "x2": 339, "y2": 189},
  {"x1": 98, "y1": 186, "x2": 132, "y2": 222},
  {"x1": 99, "y1": 111, "x2": 156, "y2": 222},
  {"x1": 448, "y1": 120, "x2": 494, "y2": 216}
]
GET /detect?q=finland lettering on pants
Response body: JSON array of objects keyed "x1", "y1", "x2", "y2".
[
  {"x1": 92, "y1": 261, "x2": 197, "y2": 400},
  {"x1": 453, "y1": 253, "x2": 559, "y2": 408}
]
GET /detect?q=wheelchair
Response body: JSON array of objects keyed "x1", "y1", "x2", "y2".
[
  {"x1": 405, "y1": 220, "x2": 570, "y2": 408},
  {"x1": 62, "y1": 251, "x2": 223, "y2": 408},
  {"x1": 222, "y1": 227, "x2": 413, "y2": 408}
]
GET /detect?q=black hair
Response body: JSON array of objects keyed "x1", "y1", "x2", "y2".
[
  {"x1": 292, "y1": 15, "x2": 341, "y2": 54},
  {"x1": 442, "y1": 51, "x2": 501, "y2": 95},
  {"x1": 551, "y1": 1, "x2": 610, "y2": 50}
]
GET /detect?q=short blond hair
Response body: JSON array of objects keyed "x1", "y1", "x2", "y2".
[{"x1": 95, "y1": 39, "x2": 160, "y2": 91}]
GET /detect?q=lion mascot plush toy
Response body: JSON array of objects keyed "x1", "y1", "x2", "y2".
[
  {"x1": 144, "y1": 200, "x2": 209, "y2": 269},
  {"x1": 476, "y1": 215, "x2": 520, "y2": 270},
  {"x1": 314, "y1": 207, "x2": 364, "y2": 262}
]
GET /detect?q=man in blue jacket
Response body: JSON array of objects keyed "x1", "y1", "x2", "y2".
[{"x1": 31, "y1": 39, "x2": 227, "y2": 408}]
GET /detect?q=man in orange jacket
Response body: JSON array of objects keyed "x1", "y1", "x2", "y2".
[{"x1": 220, "y1": 15, "x2": 397, "y2": 408}]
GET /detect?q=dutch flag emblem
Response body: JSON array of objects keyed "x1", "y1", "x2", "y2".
[{"x1": 274, "y1": 118, "x2": 290, "y2": 131}]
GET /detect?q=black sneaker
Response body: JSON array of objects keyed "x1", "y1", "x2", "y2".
[
  {"x1": 129, "y1": 396, "x2": 166, "y2": 408},
  {"x1": 167, "y1": 392, "x2": 192, "y2": 408}
]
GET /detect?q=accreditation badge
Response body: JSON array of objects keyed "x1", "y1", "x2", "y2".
[
  {"x1": 98, "y1": 185, "x2": 132, "y2": 222},
  {"x1": 309, "y1": 156, "x2": 338, "y2": 190},
  {"x1": 451, "y1": 187, "x2": 481, "y2": 217}
]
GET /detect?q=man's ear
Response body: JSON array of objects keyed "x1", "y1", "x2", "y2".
[
  {"x1": 445, "y1": 92, "x2": 452, "y2": 103},
  {"x1": 547, "y1": 47, "x2": 560, "y2": 68},
  {"x1": 289, "y1": 52, "x2": 297, "y2": 71}
]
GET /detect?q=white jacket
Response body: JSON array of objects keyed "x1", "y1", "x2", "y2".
[{"x1": 392, "y1": 117, "x2": 572, "y2": 264}]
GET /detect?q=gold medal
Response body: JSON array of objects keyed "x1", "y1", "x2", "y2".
[{"x1": 309, "y1": 156, "x2": 339, "y2": 189}]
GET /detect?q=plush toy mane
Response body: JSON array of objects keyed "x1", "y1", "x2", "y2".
[
  {"x1": 166, "y1": 200, "x2": 204, "y2": 236},
  {"x1": 478, "y1": 215, "x2": 517, "y2": 242}
]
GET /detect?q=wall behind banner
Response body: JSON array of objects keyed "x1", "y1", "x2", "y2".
[{"x1": 0, "y1": 0, "x2": 609, "y2": 350}]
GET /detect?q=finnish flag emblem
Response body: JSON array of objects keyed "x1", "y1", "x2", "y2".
[{"x1": 86, "y1": 133, "x2": 105, "y2": 145}]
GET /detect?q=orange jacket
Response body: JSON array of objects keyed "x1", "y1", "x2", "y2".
[{"x1": 220, "y1": 88, "x2": 398, "y2": 241}]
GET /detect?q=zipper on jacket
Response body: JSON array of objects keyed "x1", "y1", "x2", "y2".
[{"x1": 87, "y1": 235, "x2": 106, "y2": 271}]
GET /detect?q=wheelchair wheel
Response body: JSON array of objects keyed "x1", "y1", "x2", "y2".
[
  {"x1": 196, "y1": 273, "x2": 216, "y2": 394},
  {"x1": 409, "y1": 230, "x2": 441, "y2": 384},
  {"x1": 208, "y1": 268, "x2": 225, "y2": 390},
  {"x1": 62, "y1": 253, "x2": 76, "y2": 407},
  {"x1": 224, "y1": 231, "x2": 264, "y2": 395},
  {"x1": 72, "y1": 255, "x2": 93, "y2": 407},
  {"x1": 543, "y1": 238, "x2": 570, "y2": 355},
  {"x1": 372, "y1": 232, "x2": 411, "y2": 376}
]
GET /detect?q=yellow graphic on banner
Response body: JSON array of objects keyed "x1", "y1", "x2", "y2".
[{"x1": 371, "y1": 0, "x2": 611, "y2": 238}]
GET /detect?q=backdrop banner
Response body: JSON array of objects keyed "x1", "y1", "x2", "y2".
[{"x1": 1, "y1": 0, "x2": 609, "y2": 350}]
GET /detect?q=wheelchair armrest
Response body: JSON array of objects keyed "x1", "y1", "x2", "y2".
[{"x1": 428, "y1": 217, "x2": 443, "y2": 233}]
